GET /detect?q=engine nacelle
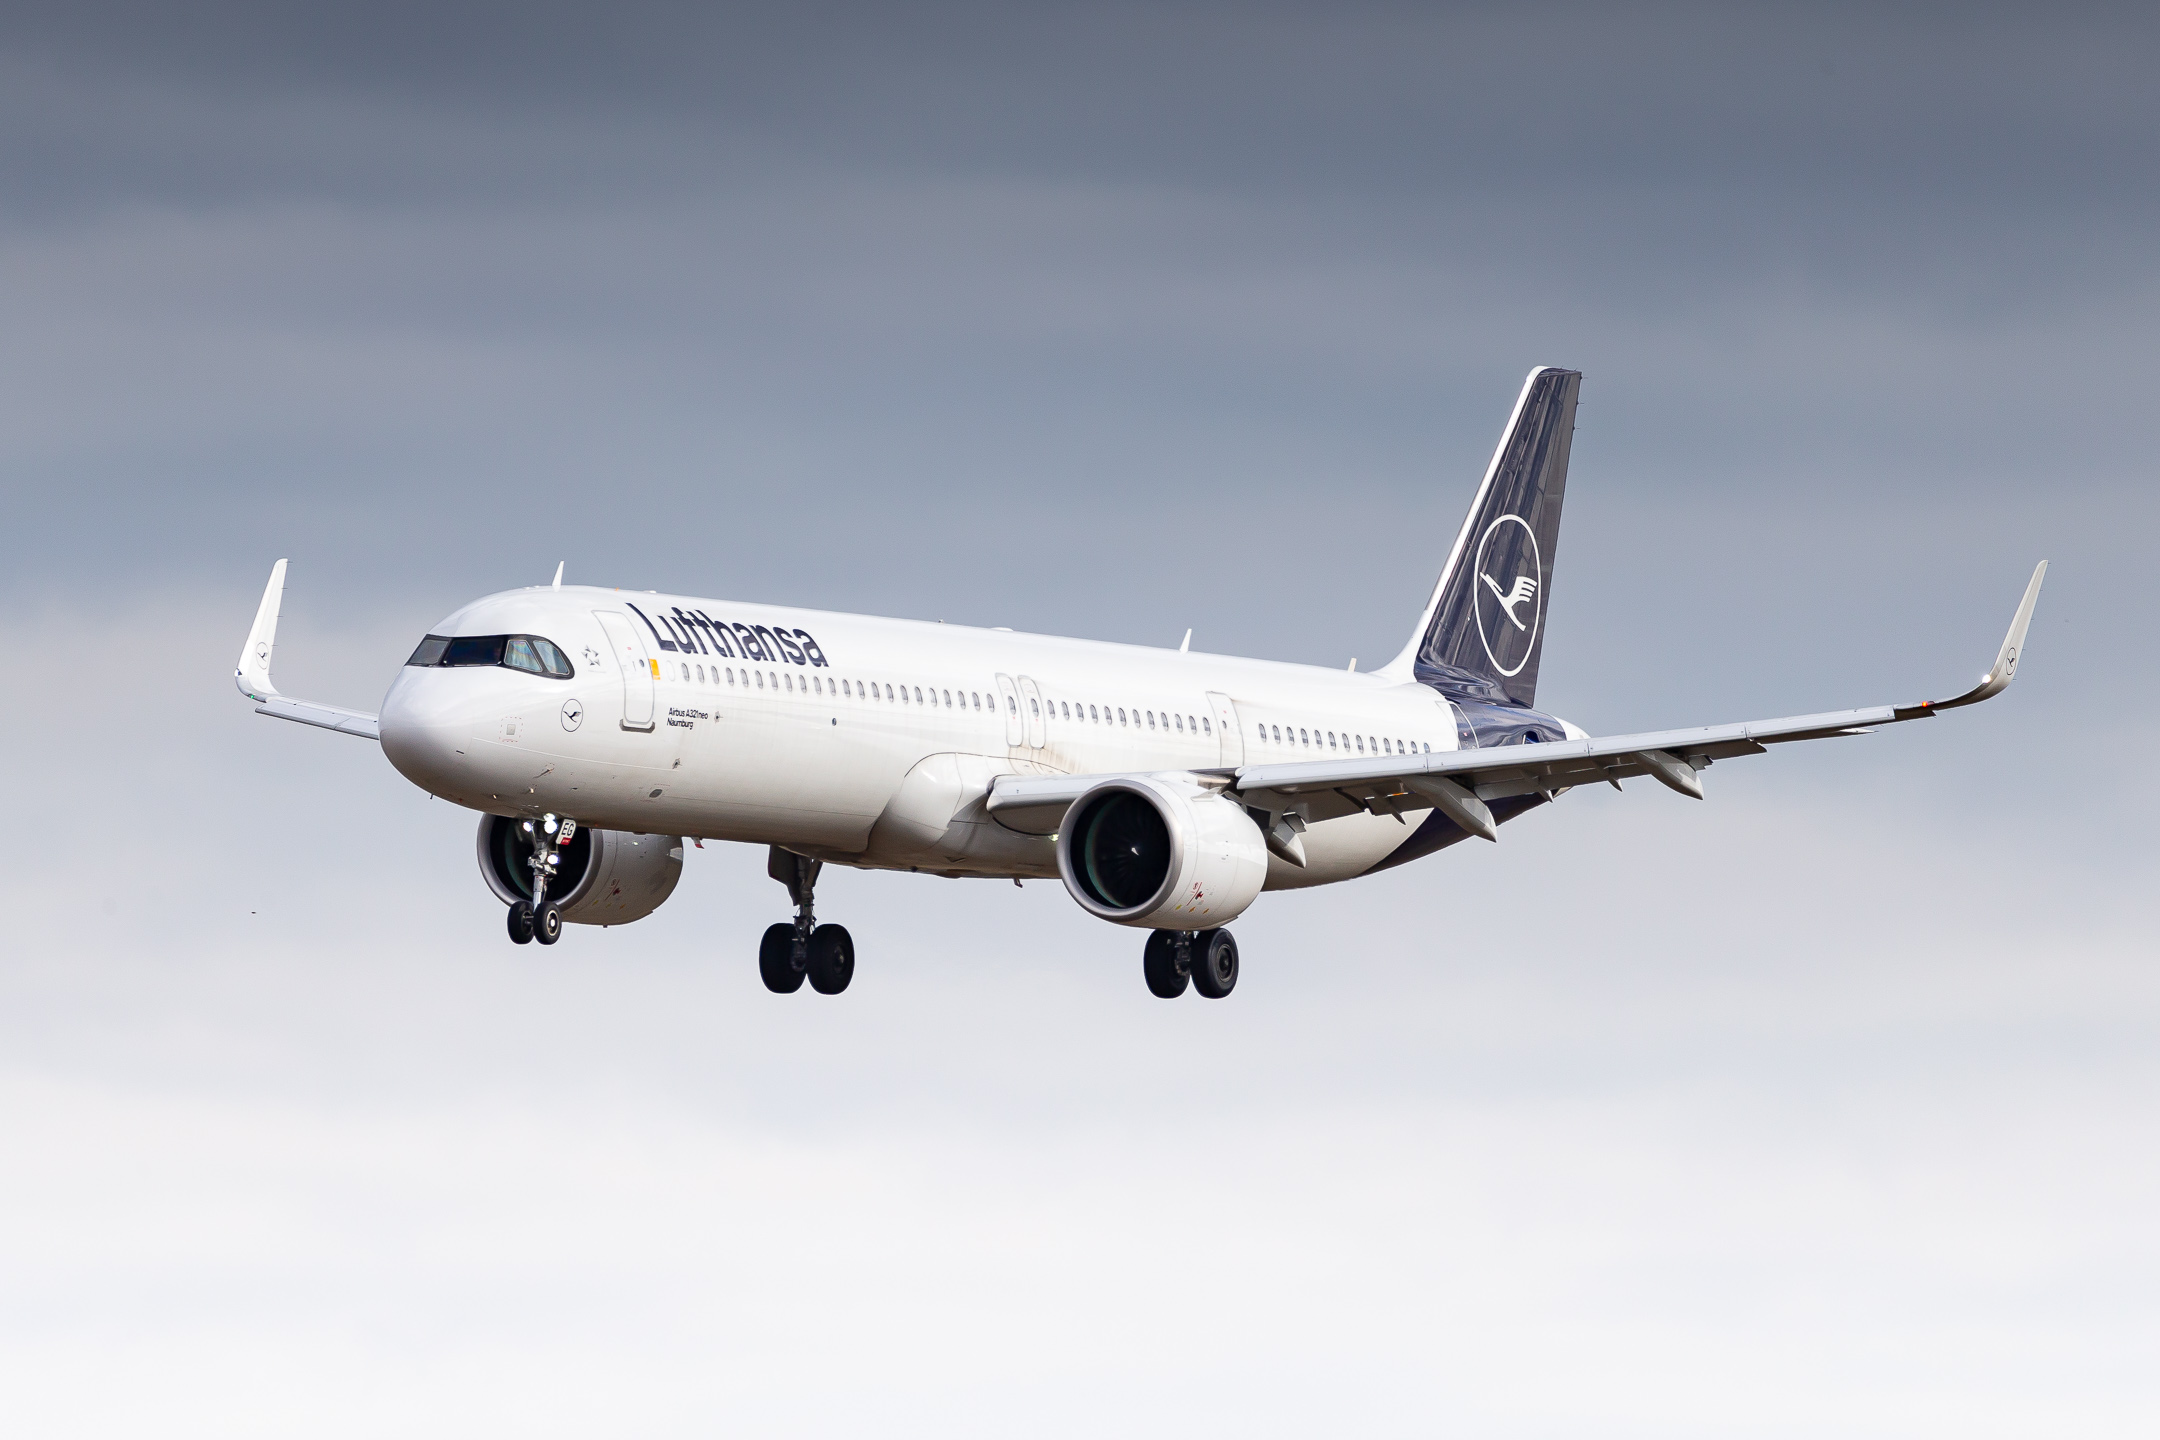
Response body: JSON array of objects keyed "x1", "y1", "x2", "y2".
[
  {"x1": 477, "y1": 816, "x2": 683, "y2": 926},
  {"x1": 1056, "y1": 777, "x2": 1268, "y2": 930}
]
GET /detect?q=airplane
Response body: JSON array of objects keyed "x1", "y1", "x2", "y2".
[{"x1": 235, "y1": 367, "x2": 2047, "y2": 1000}]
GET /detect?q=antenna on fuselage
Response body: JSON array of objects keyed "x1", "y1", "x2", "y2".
[
  {"x1": 1179, "y1": 628, "x2": 1191, "y2": 653},
  {"x1": 551, "y1": 561, "x2": 564, "y2": 589}
]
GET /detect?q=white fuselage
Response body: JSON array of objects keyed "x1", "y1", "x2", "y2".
[{"x1": 379, "y1": 585, "x2": 1571, "y2": 888}]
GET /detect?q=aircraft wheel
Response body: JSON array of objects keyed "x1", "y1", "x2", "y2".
[
  {"x1": 1191, "y1": 929, "x2": 1238, "y2": 999},
  {"x1": 760, "y1": 923, "x2": 805, "y2": 993},
  {"x1": 507, "y1": 901, "x2": 535, "y2": 945},
  {"x1": 535, "y1": 902, "x2": 563, "y2": 945},
  {"x1": 1143, "y1": 930, "x2": 1190, "y2": 998},
  {"x1": 807, "y1": 924, "x2": 855, "y2": 995}
]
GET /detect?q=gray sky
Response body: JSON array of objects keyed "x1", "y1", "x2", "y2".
[{"x1": 2, "y1": 5, "x2": 2155, "y2": 1435}]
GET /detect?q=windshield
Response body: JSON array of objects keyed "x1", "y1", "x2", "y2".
[{"x1": 406, "y1": 634, "x2": 574, "y2": 679}]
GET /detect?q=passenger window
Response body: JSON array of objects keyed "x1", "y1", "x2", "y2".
[
  {"x1": 1029, "y1": 698, "x2": 1039, "y2": 716},
  {"x1": 1202, "y1": 717, "x2": 1210, "y2": 735},
  {"x1": 756, "y1": 671, "x2": 764, "y2": 688},
  {"x1": 1007, "y1": 695, "x2": 1016, "y2": 714},
  {"x1": 913, "y1": 687, "x2": 922, "y2": 704},
  {"x1": 1174, "y1": 714, "x2": 1183, "y2": 731},
  {"x1": 943, "y1": 690, "x2": 951, "y2": 707},
  {"x1": 886, "y1": 684, "x2": 895, "y2": 701},
  {"x1": 1355, "y1": 735, "x2": 1363, "y2": 752},
  {"x1": 1118, "y1": 708, "x2": 1127, "y2": 725},
  {"x1": 972, "y1": 692, "x2": 981, "y2": 709}
]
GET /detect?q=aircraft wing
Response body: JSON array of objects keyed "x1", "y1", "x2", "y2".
[
  {"x1": 988, "y1": 562, "x2": 2046, "y2": 842},
  {"x1": 235, "y1": 559, "x2": 383, "y2": 742}
]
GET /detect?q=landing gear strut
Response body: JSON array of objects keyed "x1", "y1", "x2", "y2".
[
  {"x1": 1143, "y1": 928, "x2": 1237, "y2": 999},
  {"x1": 763, "y1": 847, "x2": 853, "y2": 995},
  {"x1": 507, "y1": 814, "x2": 575, "y2": 945}
]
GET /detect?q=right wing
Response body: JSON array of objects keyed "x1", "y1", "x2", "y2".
[{"x1": 235, "y1": 560, "x2": 382, "y2": 742}]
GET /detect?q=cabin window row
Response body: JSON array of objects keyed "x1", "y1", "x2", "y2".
[
  {"x1": 1258, "y1": 722, "x2": 1428, "y2": 757},
  {"x1": 1036, "y1": 699, "x2": 1210, "y2": 736},
  {"x1": 669, "y1": 661, "x2": 1216, "y2": 738}
]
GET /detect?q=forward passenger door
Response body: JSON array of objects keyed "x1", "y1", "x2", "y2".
[{"x1": 594, "y1": 611, "x2": 655, "y2": 731}]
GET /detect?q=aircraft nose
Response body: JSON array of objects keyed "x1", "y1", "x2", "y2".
[{"x1": 378, "y1": 667, "x2": 470, "y2": 797}]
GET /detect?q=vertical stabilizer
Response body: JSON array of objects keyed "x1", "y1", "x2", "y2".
[{"x1": 1378, "y1": 367, "x2": 1579, "y2": 707}]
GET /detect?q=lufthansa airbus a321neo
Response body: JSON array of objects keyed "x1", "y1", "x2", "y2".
[{"x1": 237, "y1": 369, "x2": 2047, "y2": 999}]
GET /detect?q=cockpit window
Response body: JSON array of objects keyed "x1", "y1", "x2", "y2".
[
  {"x1": 441, "y1": 635, "x2": 506, "y2": 667},
  {"x1": 406, "y1": 633, "x2": 574, "y2": 679},
  {"x1": 503, "y1": 636, "x2": 574, "y2": 677}
]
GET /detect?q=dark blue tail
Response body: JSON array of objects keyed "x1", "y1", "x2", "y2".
[{"x1": 1384, "y1": 367, "x2": 1579, "y2": 708}]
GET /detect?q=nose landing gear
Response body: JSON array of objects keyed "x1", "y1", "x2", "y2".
[
  {"x1": 1143, "y1": 928, "x2": 1237, "y2": 999},
  {"x1": 506, "y1": 814, "x2": 575, "y2": 945},
  {"x1": 763, "y1": 846, "x2": 853, "y2": 994}
]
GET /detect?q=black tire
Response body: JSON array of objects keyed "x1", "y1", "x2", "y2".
[
  {"x1": 1191, "y1": 928, "x2": 1238, "y2": 999},
  {"x1": 535, "y1": 902, "x2": 563, "y2": 945},
  {"x1": 507, "y1": 901, "x2": 535, "y2": 945},
  {"x1": 1143, "y1": 930, "x2": 1190, "y2": 998},
  {"x1": 760, "y1": 923, "x2": 805, "y2": 993},
  {"x1": 807, "y1": 924, "x2": 855, "y2": 995}
]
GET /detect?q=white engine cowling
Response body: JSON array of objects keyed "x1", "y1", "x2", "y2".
[
  {"x1": 1055, "y1": 777, "x2": 1269, "y2": 930},
  {"x1": 477, "y1": 816, "x2": 683, "y2": 926}
]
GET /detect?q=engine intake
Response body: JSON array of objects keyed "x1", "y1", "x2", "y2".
[
  {"x1": 1056, "y1": 777, "x2": 1267, "y2": 930},
  {"x1": 477, "y1": 816, "x2": 683, "y2": 926}
]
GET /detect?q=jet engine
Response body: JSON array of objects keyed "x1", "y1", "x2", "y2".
[
  {"x1": 476, "y1": 816, "x2": 683, "y2": 926},
  {"x1": 1055, "y1": 777, "x2": 1268, "y2": 930}
]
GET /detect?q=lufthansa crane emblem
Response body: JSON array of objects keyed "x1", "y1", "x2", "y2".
[{"x1": 1471, "y1": 514, "x2": 1544, "y2": 678}]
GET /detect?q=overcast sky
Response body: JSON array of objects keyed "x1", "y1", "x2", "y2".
[{"x1": 2, "y1": 5, "x2": 2156, "y2": 1436}]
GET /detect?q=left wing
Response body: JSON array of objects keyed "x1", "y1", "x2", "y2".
[
  {"x1": 988, "y1": 561, "x2": 2046, "y2": 843},
  {"x1": 234, "y1": 560, "x2": 382, "y2": 741}
]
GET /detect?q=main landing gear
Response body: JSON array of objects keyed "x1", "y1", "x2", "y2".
[
  {"x1": 507, "y1": 813, "x2": 574, "y2": 946},
  {"x1": 1143, "y1": 928, "x2": 1238, "y2": 999},
  {"x1": 761, "y1": 846, "x2": 854, "y2": 995}
]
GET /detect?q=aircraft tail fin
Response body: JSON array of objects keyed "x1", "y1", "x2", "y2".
[{"x1": 1378, "y1": 366, "x2": 1580, "y2": 707}]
